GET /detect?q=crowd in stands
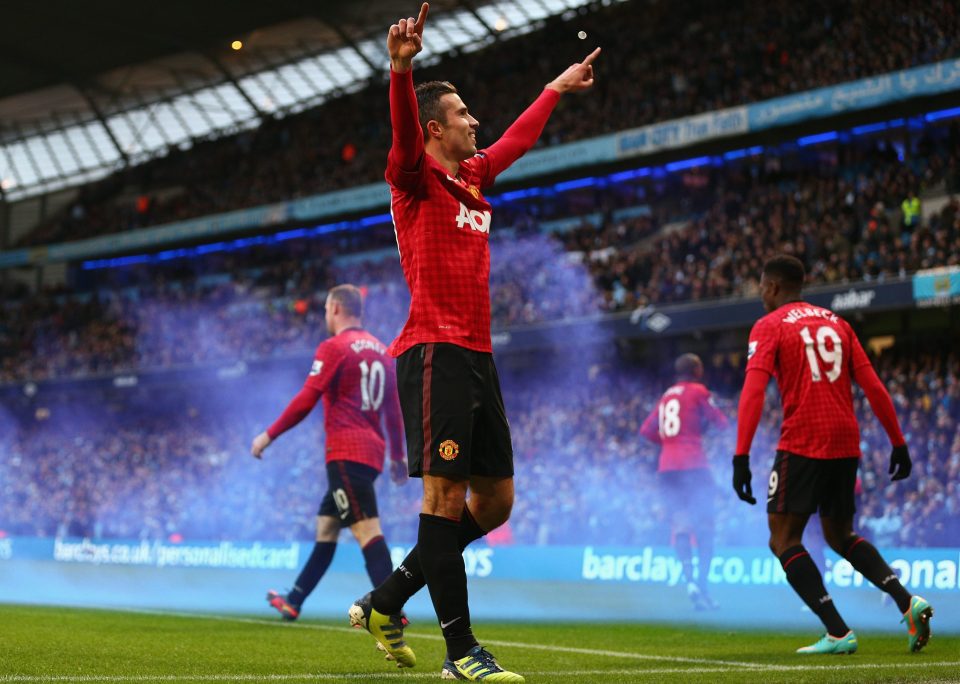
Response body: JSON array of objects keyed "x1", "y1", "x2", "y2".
[
  {"x1": 16, "y1": 0, "x2": 960, "y2": 247},
  {"x1": 1, "y1": 346, "x2": 957, "y2": 550},
  {"x1": 3, "y1": 125, "x2": 959, "y2": 384},
  {"x1": 3, "y1": 0, "x2": 960, "y2": 555}
]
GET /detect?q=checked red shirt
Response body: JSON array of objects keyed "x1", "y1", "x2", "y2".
[
  {"x1": 640, "y1": 381, "x2": 728, "y2": 472},
  {"x1": 745, "y1": 302, "x2": 873, "y2": 459},
  {"x1": 267, "y1": 328, "x2": 404, "y2": 471},
  {"x1": 385, "y1": 68, "x2": 560, "y2": 356}
]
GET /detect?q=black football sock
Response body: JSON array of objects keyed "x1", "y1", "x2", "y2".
[
  {"x1": 418, "y1": 513, "x2": 478, "y2": 661},
  {"x1": 287, "y1": 541, "x2": 336, "y2": 606},
  {"x1": 362, "y1": 535, "x2": 394, "y2": 588},
  {"x1": 695, "y1": 527, "x2": 714, "y2": 591},
  {"x1": 372, "y1": 507, "x2": 486, "y2": 615},
  {"x1": 675, "y1": 533, "x2": 694, "y2": 585},
  {"x1": 842, "y1": 536, "x2": 913, "y2": 613},
  {"x1": 779, "y1": 545, "x2": 849, "y2": 638}
]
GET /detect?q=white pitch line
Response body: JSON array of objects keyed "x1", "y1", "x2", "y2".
[
  {"x1": 115, "y1": 607, "x2": 769, "y2": 670},
  {"x1": 4, "y1": 663, "x2": 960, "y2": 683}
]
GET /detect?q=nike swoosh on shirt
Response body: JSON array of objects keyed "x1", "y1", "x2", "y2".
[{"x1": 440, "y1": 617, "x2": 461, "y2": 629}]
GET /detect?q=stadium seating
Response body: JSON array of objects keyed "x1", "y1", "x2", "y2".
[
  {"x1": 16, "y1": 0, "x2": 960, "y2": 247},
  {"x1": 3, "y1": 126, "x2": 958, "y2": 383},
  {"x1": 1, "y1": 347, "x2": 956, "y2": 548}
]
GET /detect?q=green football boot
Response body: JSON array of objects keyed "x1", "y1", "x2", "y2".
[
  {"x1": 795, "y1": 630, "x2": 858, "y2": 655},
  {"x1": 901, "y1": 595, "x2": 933, "y2": 653},
  {"x1": 348, "y1": 592, "x2": 416, "y2": 668}
]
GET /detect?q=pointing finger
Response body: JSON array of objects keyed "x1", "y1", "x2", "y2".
[
  {"x1": 415, "y1": 2, "x2": 430, "y2": 33},
  {"x1": 581, "y1": 46, "x2": 602, "y2": 67}
]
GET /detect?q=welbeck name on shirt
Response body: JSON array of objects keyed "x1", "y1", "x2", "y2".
[{"x1": 781, "y1": 306, "x2": 838, "y2": 325}]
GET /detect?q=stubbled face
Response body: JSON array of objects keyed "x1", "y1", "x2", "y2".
[
  {"x1": 437, "y1": 93, "x2": 479, "y2": 160},
  {"x1": 759, "y1": 272, "x2": 778, "y2": 313},
  {"x1": 325, "y1": 294, "x2": 336, "y2": 335}
]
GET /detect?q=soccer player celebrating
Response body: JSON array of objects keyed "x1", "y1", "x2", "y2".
[
  {"x1": 640, "y1": 353, "x2": 728, "y2": 610},
  {"x1": 733, "y1": 255, "x2": 933, "y2": 654},
  {"x1": 251, "y1": 284, "x2": 406, "y2": 621},
  {"x1": 348, "y1": 3, "x2": 599, "y2": 681}
]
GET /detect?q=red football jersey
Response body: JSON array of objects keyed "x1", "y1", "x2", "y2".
[
  {"x1": 746, "y1": 302, "x2": 873, "y2": 459},
  {"x1": 385, "y1": 69, "x2": 559, "y2": 356},
  {"x1": 306, "y1": 328, "x2": 404, "y2": 470},
  {"x1": 640, "y1": 381, "x2": 728, "y2": 472}
]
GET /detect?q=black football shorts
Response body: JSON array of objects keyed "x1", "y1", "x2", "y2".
[
  {"x1": 766, "y1": 451, "x2": 859, "y2": 519},
  {"x1": 396, "y1": 342, "x2": 514, "y2": 479},
  {"x1": 318, "y1": 460, "x2": 380, "y2": 525}
]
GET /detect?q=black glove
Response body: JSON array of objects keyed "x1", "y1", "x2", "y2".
[
  {"x1": 732, "y1": 454, "x2": 757, "y2": 505},
  {"x1": 889, "y1": 444, "x2": 912, "y2": 481}
]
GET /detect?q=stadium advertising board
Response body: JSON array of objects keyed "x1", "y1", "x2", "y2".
[
  {"x1": 488, "y1": 279, "x2": 914, "y2": 352},
  {"x1": 614, "y1": 107, "x2": 749, "y2": 158},
  {"x1": 913, "y1": 266, "x2": 960, "y2": 307},
  {"x1": 42, "y1": 538, "x2": 300, "y2": 570},
  {"x1": 748, "y1": 58, "x2": 960, "y2": 130},
  {"x1": 5, "y1": 538, "x2": 960, "y2": 594}
]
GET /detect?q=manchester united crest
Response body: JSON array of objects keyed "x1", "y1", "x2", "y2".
[
  {"x1": 467, "y1": 185, "x2": 480, "y2": 200},
  {"x1": 438, "y1": 439, "x2": 459, "y2": 461}
]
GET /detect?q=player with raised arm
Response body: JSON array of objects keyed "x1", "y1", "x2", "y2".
[
  {"x1": 250, "y1": 284, "x2": 406, "y2": 621},
  {"x1": 732, "y1": 255, "x2": 933, "y2": 655},
  {"x1": 640, "y1": 353, "x2": 728, "y2": 610},
  {"x1": 347, "y1": 4, "x2": 599, "y2": 681}
]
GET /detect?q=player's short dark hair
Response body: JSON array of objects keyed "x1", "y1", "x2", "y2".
[
  {"x1": 762, "y1": 254, "x2": 806, "y2": 291},
  {"x1": 674, "y1": 353, "x2": 702, "y2": 379},
  {"x1": 415, "y1": 81, "x2": 458, "y2": 136},
  {"x1": 328, "y1": 284, "x2": 363, "y2": 318}
]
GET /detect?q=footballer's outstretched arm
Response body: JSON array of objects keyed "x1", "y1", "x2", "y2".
[
  {"x1": 383, "y1": 368, "x2": 407, "y2": 483},
  {"x1": 735, "y1": 368, "x2": 769, "y2": 457},
  {"x1": 848, "y1": 333, "x2": 906, "y2": 447},
  {"x1": 854, "y1": 363, "x2": 906, "y2": 446},
  {"x1": 251, "y1": 385, "x2": 322, "y2": 459},
  {"x1": 387, "y1": 4, "x2": 429, "y2": 180},
  {"x1": 639, "y1": 406, "x2": 661, "y2": 444},
  {"x1": 481, "y1": 48, "x2": 601, "y2": 181}
]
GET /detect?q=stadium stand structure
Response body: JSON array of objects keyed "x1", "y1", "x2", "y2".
[{"x1": 1, "y1": 0, "x2": 958, "y2": 562}]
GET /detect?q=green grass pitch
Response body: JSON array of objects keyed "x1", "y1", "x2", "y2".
[{"x1": 0, "y1": 604, "x2": 956, "y2": 683}]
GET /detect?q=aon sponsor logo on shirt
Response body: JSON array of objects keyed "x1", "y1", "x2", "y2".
[{"x1": 455, "y1": 202, "x2": 491, "y2": 234}]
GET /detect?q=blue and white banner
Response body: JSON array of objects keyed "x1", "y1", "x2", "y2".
[
  {"x1": 614, "y1": 107, "x2": 749, "y2": 158},
  {"x1": 913, "y1": 266, "x2": 960, "y2": 307},
  {"x1": 2, "y1": 538, "x2": 959, "y2": 629},
  {"x1": 3, "y1": 58, "x2": 960, "y2": 269},
  {"x1": 749, "y1": 58, "x2": 960, "y2": 130},
  {"x1": 4, "y1": 538, "x2": 960, "y2": 594}
]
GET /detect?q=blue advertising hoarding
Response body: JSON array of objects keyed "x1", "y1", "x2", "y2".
[{"x1": 1, "y1": 537, "x2": 957, "y2": 632}]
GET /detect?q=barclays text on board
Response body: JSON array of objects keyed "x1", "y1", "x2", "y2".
[{"x1": 4, "y1": 538, "x2": 960, "y2": 592}]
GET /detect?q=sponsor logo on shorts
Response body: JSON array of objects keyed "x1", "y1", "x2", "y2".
[{"x1": 438, "y1": 440, "x2": 460, "y2": 461}]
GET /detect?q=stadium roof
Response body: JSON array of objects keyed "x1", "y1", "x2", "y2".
[{"x1": 0, "y1": 0, "x2": 607, "y2": 201}]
